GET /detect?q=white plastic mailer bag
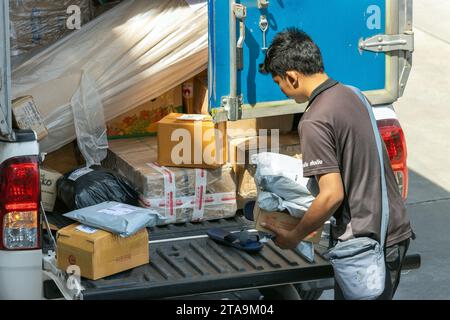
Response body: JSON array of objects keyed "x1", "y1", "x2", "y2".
[
  {"x1": 251, "y1": 152, "x2": 317, "y2": 218},
  {"x1": 12, "y1": 0, "x2": 208, "y2": 156},
  {"x1": 64, "y1": 202, "x2": 166, "y2": 238}
]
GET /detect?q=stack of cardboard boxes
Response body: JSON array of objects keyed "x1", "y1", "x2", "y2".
[
  {"x1": 21, "y1": 68, "x2": 302, "y2": 223},
  {"x1": 103, "y1": 69, "x2": 301, "y2": 224},
  {"x1": 106, "y1": 86, "x2": 184, "y2": 139},
  {"x1": 103, "y1": 135, "x2": 237, "y2": 225},
  {"x1": 26, "y1": 67, "x2": 309, "y2": 280}
]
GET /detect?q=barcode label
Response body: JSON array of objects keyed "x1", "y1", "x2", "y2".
[
  {"x1": 177, "y1": 114, "x2": 208, "y2": 121},
  {"x1": 98, "y1": 204, "x2": 136, "y2": 216},
  {"x1": 68, "y1": 167, "x2": 94, "y2": 181},
  {"x1": 76, "y1": 225, "x2": 98, "y2": 234}
]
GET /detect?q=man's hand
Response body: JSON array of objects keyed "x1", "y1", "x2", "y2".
[
  {"x1": 260, "y1": 223, "x2": 300, "y2": 250},
  {"x1": 261, "y1": 172, "x2": 344, "y2": 251}
]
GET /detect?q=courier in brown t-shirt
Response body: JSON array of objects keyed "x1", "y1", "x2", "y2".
[
  {"x1": 259, "y1": 28, "x2": 412, "y2": 299},
  {"x1": 300, "y1": 79, "x2": 412, "y2": 247}
]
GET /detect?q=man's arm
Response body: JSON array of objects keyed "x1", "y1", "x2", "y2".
[{"x1": 262, "y1": 172, "x2": 344, "y2": 250}]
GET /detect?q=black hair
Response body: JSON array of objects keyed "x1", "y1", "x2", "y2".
[{"x1": 260, "y1": 27, "x2": 325, "y2": 78}]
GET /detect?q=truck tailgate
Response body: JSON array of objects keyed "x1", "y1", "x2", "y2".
[
  {"x1": 76, "y1": 217, "x2": 332, "y2": 300},
  {"x1": 80, "y1": 237, "x2": 331, "y2": 300},
  {"x1": 44, "y1": 216, "x2": 420, "y2": 300}
]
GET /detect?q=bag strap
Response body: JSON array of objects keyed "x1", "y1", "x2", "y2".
[{"x1": 347, "y1": 86, "x2": 390, "y2": 250}]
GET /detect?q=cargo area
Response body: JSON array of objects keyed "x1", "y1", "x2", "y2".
[
  {"x1": 13, "y1": 0, "x2": 319, "y2": 298},
  {"x1": 2, "y1": 0, "x2": 421, "y2": 300}
]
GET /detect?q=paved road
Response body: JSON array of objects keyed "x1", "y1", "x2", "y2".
[
  {"x1": 389, "y1": 0, "x2": 450, "y2": 300},
  {"x1": 396, "y1": 0, "x2": 450, "y2": 194}
]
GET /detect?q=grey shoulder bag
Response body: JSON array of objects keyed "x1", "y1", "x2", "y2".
[{"x1": 325, "y1": 86, "x2": 390, "y2": 300}]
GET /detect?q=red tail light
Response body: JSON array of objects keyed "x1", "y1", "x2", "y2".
[
  {"x1": 377, "y1": 119, "x2": 408, "y2": 200},
  {"x1": 0, "y1": 156, "x2": 41, "y2": 250}
]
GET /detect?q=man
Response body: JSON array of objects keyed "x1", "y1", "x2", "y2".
[{"x1": 259, "y1": 28, "x2": 413, "y2": 300}]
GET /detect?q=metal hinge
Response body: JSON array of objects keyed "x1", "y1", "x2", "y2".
[
  {"x1": 359, "y1": 32, "x2": 414, "y2": 53},
  {"x1": 359, "y1": 31, "x2": 414, "y2": 98},
  {"x1": 221, "y1": 95, "x2": 243, "y2": 121}
]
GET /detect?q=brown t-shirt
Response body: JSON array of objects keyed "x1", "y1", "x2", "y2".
[{"x1": 299, "y1": 79, "x2": 412, "y2": 247}]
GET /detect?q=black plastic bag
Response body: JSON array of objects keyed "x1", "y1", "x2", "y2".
[{"x1": 57, "y1": 165, "x2": 140, "y2": 212}]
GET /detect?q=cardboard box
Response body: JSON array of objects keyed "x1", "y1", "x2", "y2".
[
  {"x1": 43, "y1": 141, "x2": 85, "y2": 174},
  {"x1": 103, "y1": 137, "x2": 237, "y2": 225},
  {"x1": 157, "y1": 113, "x2": 227, "y2": 169},
  {"x1": 228, "y1": 133, "x2": 301, "y2": 171},
  {"x1": 228, "y1": 133, "x2": 302, "y2": 208},
  {"x1": 40, "y1": 167, "x2": 63, "y2": 212},
  {"x1": 107, "y1": 85, "x2": 183, "y2": 139},
  {"x1": 57, "y1": 224, "x2": 149, "y2": 281},
  {"x1": 12, "y1": 96, "x2": 48, "y2": 141},
  {"x1": 182, "y1": 70, "x2": 208, "y2": 115},
  {"x1": 182, "y1": 79, "x2": 195, "y2": 114},
  {"x1": 253, "y1": 204, "x2": 323, "y2": 244},
  {"x1": 227, "y1": 115, "x2": 295, "y2": 139},
  {"x1": 194, "y1": 71, "x2": 209, "y2": 115}
]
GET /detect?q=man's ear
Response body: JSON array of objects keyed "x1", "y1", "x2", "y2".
[{"x1": 285, "y1": 71, "x2": 300, "y2": 88}]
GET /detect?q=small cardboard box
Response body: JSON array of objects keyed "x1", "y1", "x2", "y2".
[
  {"x1": 254, "y1": 204, "x2": 323, "y2": 244},
  {"x1": 194, "y1": 71, "x2": 209, "y2": 115},
  {"x1": 228, "y1": 133, "x2": 301, "y2": 172},
  {"x1": 12, "y1": 96, "x2": 48, "y2": 141},
  {"x1": 182, "y1": 70, "x2": 208, "y2": 115},
  {"x1": 157, "y1": 113, "x2": 227, "y2": 169},
  {"x1": 43, "y1": 141, "x2": 85, "y2": 174},
  {"x1": 107, "y1": 85, "x2": 183, "y2": 139},
  {"x1": 57, "y1": 224, "x2": 149, "y2": 280},
  {"x1": 228, "y1": 133, "x2": 302, "y2": 208},
  {"x1": 40, "y1": 167, "x2": 63, "y2": 212},
  {"x1": 226, "y1": 115, "x2": 295, "y2": 139}
]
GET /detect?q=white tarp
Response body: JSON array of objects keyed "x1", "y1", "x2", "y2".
[{"x1": 12, "y1": 0, "x2": 208, "y2": 156}]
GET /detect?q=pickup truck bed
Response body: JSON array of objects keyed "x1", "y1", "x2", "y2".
[{"x1": 43, "y1": 215, "x2": 420, "y2": 300}]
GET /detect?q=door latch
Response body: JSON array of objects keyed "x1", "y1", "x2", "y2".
[
  {"x1": 359, "y1": 33, "x2": 414, "y2": 53},
  {"x1": 259, "y1": 15, "x2": 269, "y2": 51},
  {"x1": 257, "y1": 0, "x2": 270, "y2": 9},
  {"x1": 233, "y1": 4, "x2": 247, "y2": 71},
  {"x1": 221, "y1": 95, "x2": 243, "y2": 122}
]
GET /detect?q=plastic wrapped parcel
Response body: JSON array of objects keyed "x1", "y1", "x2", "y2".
[
  {"x1": 12, "y1": 0, "x2": 208, "y2": 160},
  {"x1": 64, "y1": 202, "x2": 166, "y2": 238},
  {"x1": 251, "y1": 153, "x2": 318, "y2": 218}
]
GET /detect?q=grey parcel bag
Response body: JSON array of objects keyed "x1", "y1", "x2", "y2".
[
  {"x1": 64, "y1": 202, "x2": 166, "y2": 238},
  {"x1": 251, "y1": 152, "x2": 316, "y2": 217}
]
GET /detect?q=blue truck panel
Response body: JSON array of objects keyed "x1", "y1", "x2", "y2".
[{"x1": 209, "y1": 0, "x2": 387, "y2": 109}]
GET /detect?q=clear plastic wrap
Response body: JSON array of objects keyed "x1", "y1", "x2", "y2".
[
  {"x1": 71, "y1": 72, "x2": 107, "y2": 166},
  {"x1": 104, "y1": 137, "x2": 237, "y2": 225},
  {"x1": 12, "y1": 0, "x2": 208, "y2": 154}
]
